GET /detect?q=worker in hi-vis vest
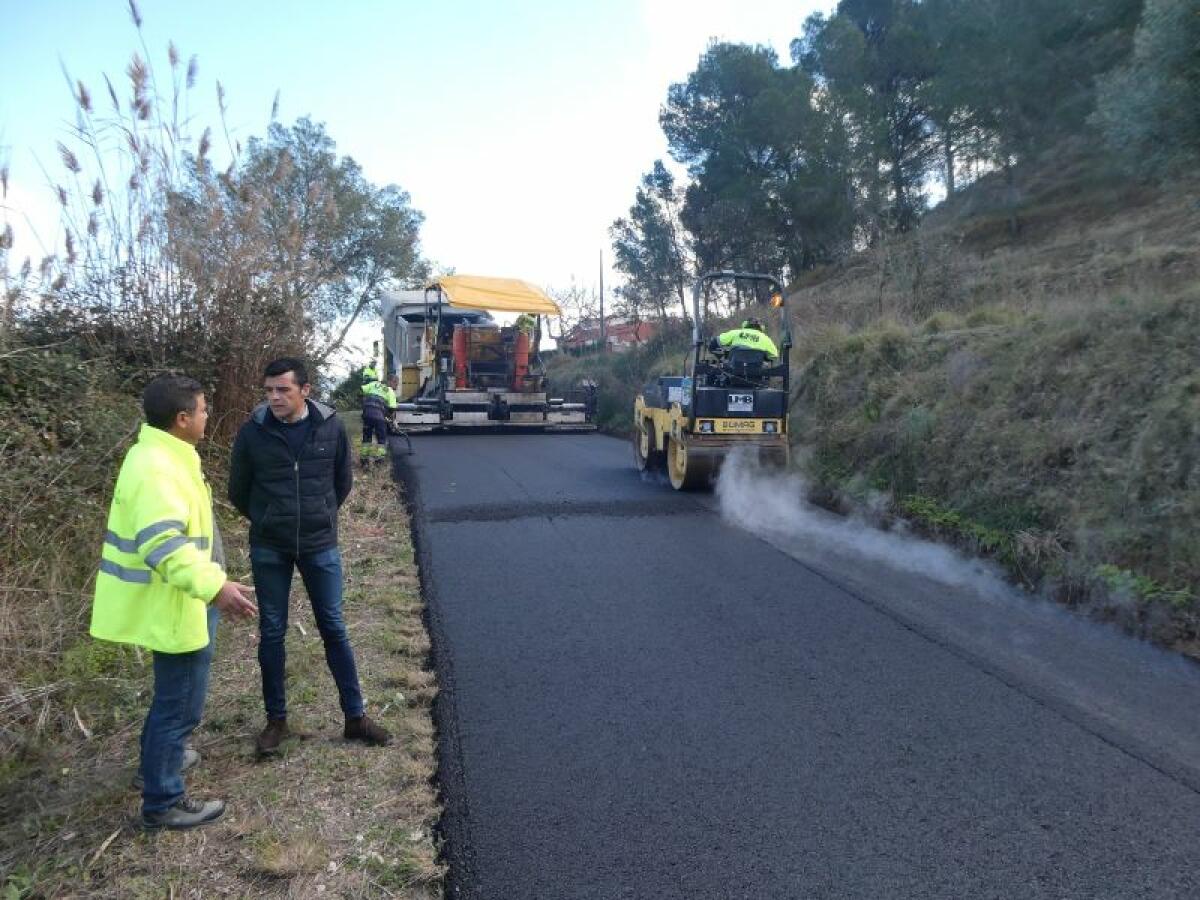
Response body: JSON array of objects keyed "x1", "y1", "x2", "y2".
[
  {"x1": 91, "y1": 374, "x2": 258, "y2": 832},
  {"x1": 360, "y1": 368, "x2": 396, "y2": 464},
  {"x1": 712, "y1": 316, "x2": 780, "y2": 360}
]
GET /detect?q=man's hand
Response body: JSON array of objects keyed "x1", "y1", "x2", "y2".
[{"x1": 212, "y1": 580, "x2": 258, "y2": 618}]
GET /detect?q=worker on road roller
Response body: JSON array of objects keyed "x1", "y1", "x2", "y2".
[
  {"x1": 710, "y1": 317, "x2": 779, "y2": 361},
  {"x1": 633, "y1": 271, "x2": 792, "y2": 490}
]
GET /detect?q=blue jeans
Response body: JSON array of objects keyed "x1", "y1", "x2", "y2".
[
  {"x1": 250, "y1": 545, "x2": 364, "y2": 721},
  {"x1": 140, "y1": 605, "x2": 218, "y2": 815},
  {"x1": 361, "y1": 410, "x2": 389, "y2": 445}
]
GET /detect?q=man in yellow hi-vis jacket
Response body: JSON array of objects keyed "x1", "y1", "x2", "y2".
[
  {"x1": 91, "y1": 374, "x2": 257, "y2": 831},
  {"x1": 712, "y1": 317, "x2": 780, "y2": 360}
]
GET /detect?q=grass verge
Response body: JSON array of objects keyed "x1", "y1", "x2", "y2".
[{"x1": 0, "y1": 466, "x2": 443, "y2": 899}]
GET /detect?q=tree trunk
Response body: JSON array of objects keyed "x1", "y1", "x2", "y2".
[
  {"x1": 1004, "y1": 158, "x2": 1020, "y2": 237},
  {"x1": 0, "y1": 285, "x2": 12, "y2": 348},
  {"x1": 655, "y1": 297, "x2": 668, "y2": 326},
  {"x1": 944, "y1": 132, "x2": 956, "y2": 197},
  {"x1": 890, "y1": 144, "x2": 911, "y2": 231}
]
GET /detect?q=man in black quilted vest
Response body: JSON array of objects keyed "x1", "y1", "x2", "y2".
[{"x1": 229, "y1": 357, "x2": 391, "y2": 755}]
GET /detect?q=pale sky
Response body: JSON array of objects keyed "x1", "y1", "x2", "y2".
[{"x1": 1, "y1": 0, "x2": 829, "y2": 363}]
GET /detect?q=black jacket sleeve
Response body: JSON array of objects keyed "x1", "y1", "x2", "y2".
[
  {"x1": 334, "y1": 420, "x2": 353, "y2": 507},
  {"x1": 228, "y1": 425, "x2": 252, "y2": 518}
]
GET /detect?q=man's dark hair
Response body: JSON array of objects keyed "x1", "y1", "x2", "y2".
[
  {"x1": 264, "y1": 357, "x2": 310, "y2": 386},
  {"x1": 143, "y1": 374, "x2": 204, "y2": 430}
]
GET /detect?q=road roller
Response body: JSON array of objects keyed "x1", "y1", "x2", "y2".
[{"x1": 633, "y1": 270, "x2": 791, "y2": 490}]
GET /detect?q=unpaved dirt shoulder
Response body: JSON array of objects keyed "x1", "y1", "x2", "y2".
[{"x1": 1, "y1": 468, "x2": 443, "y2": 899}]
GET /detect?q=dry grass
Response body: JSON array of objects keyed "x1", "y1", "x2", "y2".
[
  {"x1": 0, "y1": 467, "x2": 443, "y2": 899},
  {"x1": 787, "y1": 165, "x2": 1200, "y2": 339}
]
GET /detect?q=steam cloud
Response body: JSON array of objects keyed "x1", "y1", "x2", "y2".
[{"x1": 715, "y1": 450, "x2": 1011, "y2": 597}]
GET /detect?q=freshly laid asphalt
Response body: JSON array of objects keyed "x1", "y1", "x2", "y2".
[{"x1": 395, "y1": 432, "x2": 1200, "y2": 900}]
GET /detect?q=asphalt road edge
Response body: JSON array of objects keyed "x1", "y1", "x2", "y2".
[{"x1": 393, "y1": 441, "x2": 480, "y2": 900}]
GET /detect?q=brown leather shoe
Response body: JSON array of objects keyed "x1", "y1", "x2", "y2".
[
  {"x1": 255, "y1": 718, "x2": 291, "y2": 756},
  {"x1": 344, "y1": 715, "x2": 391, "y2": 746}
]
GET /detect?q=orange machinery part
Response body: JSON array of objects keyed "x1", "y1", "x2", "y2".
[
  {"x1": 513, "y1": 331, "x2": 530, "y2": 391},
  {"x1": 452, "y1": 325, "x2": 469, "y2": 389}
]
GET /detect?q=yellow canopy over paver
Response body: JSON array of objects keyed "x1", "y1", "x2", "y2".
[{"x1": 426, "y1": 275, "x2": 561, "y2": 316}]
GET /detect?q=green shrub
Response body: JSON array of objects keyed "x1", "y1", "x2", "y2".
[{"x1": 920, "y1": 311, "x2": 963, "y2": 334}]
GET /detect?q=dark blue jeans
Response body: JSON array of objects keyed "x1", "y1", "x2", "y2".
[
  {"x1": 140, "y1": 605, "x2": 218, "y2": 815},
  {"x1": 361, "y1": 410, "x2": 389, "y2": 445},
  {"x1": 250, "y1": 545, "x2": 364, "y2": 721}
]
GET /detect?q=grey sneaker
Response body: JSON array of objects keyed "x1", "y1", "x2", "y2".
[
  {"x1": 141, "y1": 795, "x2": 225, "y2": 831},
  {"x1": 131, "y1": 745, "x2": 200, "y2": 791}
]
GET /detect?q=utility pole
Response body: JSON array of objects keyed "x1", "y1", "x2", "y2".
[{"x1": 599, "y1": 249, "x2": 606, "y2": 353}]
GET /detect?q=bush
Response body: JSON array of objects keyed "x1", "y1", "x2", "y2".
[
  {"x1": 329, "y1": 369, "x2": 367, "y2": 411},
  {"x1": 0, "y1": 334, "x2": 141, "y2": 749}
]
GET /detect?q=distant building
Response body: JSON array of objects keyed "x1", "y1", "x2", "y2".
[{"x1": 560, "y1": 317, "x2": 657, "y2": 353}]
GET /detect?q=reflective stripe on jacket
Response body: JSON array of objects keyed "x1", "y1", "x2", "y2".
[
  {"x1": 91, "y1": 424, "x2": 226, "y2": 653},
  {"x1": 717, "y1": 328, "x2": 779, "y2": 360}
]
